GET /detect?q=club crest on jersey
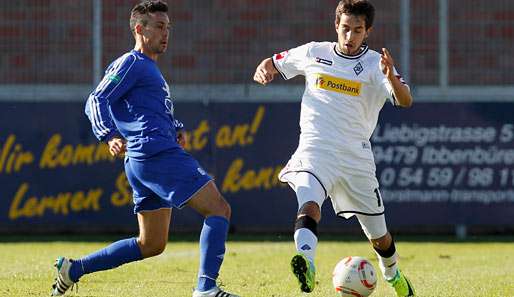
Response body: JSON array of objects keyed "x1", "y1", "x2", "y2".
[
  {"x1": 315, "y1": 57, "x2": 333, "y2": 66},
  {"x1": 275, "y1": 50, "x2": 288, "y2": 60},
  {"x1": 315, "y1": 73, "x2": 361, "y2": 96},
  {"x1": 353, "y1": 62, "x2": 364, "y2": 76}
]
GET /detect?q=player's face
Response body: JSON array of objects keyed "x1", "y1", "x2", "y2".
[
  {"x1": 141, "y1": 12, "x2": 170, "y2": 55},
  {"x1": 335, "y1": 14, "x2": 371, "y2": 55}
]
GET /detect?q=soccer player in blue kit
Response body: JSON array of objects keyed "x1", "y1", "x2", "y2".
[{"x1": 51, "y1": 1, "x2": 240, "y2": 297}]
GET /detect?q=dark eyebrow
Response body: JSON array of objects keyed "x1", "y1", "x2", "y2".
[{"x1": 343, "y1": 24, "x2": 364, "y2": 29}]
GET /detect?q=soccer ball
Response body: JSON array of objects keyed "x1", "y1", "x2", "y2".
[{"x1": 332, "y1": 256, "x2": 377, "y2": 297}]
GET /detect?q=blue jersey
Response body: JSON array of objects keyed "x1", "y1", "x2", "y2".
[{"x1": 85, "y1": 50, "x2": 183, "y2": 158}]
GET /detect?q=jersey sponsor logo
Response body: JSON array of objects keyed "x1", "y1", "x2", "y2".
[
  {"x1": 108, "y1": 74, "x2": 121, "y2": 83},
  {"x1": 353, "y1": 62, "x2": 364, "y2": 76},
  {"x1": 315, "y1": 57, "x2": 333, "y2": 66},
  {"x1": 275, "y1": 50, "x2": 288, "y2": 60},
  {"x1": 165, "y1": 98, "x2": 173, "y2": 115},
  {"x1": 315, "y1": 73, "x2": 361, "y2": 96},
  {"x1": 162, "y1": 82, "x2": 174, "y2": 115}
]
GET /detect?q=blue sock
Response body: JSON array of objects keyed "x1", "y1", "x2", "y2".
[
  {"x1": 197, "y1": 216, "x2": 229, "y2": 292},
  {"x1": 69, "y1": 237, "x2": 143, "y2": 282}
]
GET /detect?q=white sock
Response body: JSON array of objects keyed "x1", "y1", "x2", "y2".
[
  {"x1": 375, "y1": 251, "x2": 399, "y2": 281},
  {"x1": 294, "y1": 228, "x2": 318, "y2": 263}
]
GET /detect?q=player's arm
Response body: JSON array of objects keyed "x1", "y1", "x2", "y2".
[
  {"x1": 85, "y1": 54, "x2": 139, "y2": 156},
  {"x1": 380, "y1": 48, "x2": 413, "y2": 108},
  {"x1": 253, "y1": 58, "x2": 278, "y2": 85},
  {"x1": 254, "y1": 43, "x2": 312, "y2": 85},
  {"x1": 85, "y1": 54, "x2": 139, "y2": 145}
]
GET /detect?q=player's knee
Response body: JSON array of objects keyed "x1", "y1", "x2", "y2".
[
  {"x1": 299, "y1": 200, "x2": 321, "y2": 212},
  {"x1": 222, "y1": 199, "x2": 232, "y2": 219},
  {"x1": 145, "y1": 243, "x2": 166, "y2": 258},
  {"x1": 138, "y1": 238, "x2": 167, "y2": 258},
  {"x1": 151, "y1": 243, "x2": 167, "y2": 257},
  {"x1": 202, "y1": 194, "x2": 231, "y2": 219},
  {"x1": 298, "y1": 201, "x2": 321, "y2": 222},
  {"x1": 214, "y1": 195, "x2": 231, "y2": 219}
]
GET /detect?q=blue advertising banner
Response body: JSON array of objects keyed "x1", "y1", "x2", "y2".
[
  {"x1": 373, "y1": 103, "x2": 514, "y2": 228},
  {"x1": 0, "y1": 102, "x2": 513, "y2": 234}
]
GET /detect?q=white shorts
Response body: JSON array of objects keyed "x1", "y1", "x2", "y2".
[{"x1": 279, "y1": 157, "x2": 387, "y2": 239}]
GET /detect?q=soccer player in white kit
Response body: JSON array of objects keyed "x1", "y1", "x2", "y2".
[{"x1": 253, "y1": 1, "x2": 415, "y2": 296}]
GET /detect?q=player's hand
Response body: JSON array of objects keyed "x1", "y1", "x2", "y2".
[
  {"x1": 253, "y1": 58, "x2": 276, "y2": 85},
  {"x1": 176, "y1": 130, "x2": 187, "y2": 149},
  {"x1": 380, "y1": 48, "x2": 395, "y2": 79},
  {"x1": 107, "y1": 137, "x2": 126, "y2": 157}
]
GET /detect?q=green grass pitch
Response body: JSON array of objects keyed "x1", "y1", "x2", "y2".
[{"x1": 1, "y1": 235, "x2": 513, "y2": 297}]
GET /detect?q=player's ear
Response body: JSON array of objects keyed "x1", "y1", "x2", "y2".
[
  {"x1": 365, "y1": 26, "x2": 373, "y2": 39},
  {"x1": 334, "y1": 20, "x2": 340, "y2": 33},
  {"x1": 134, "y1": 23, "x2": 143, "y2": 35}
]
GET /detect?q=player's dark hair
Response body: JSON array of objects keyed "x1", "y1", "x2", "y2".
[
  {"x1": 130, "y1": 1, "x2": 168, "y2": 32},
  {"x1": 335, "y1": 0, "x2": 375, "y2": 29}
]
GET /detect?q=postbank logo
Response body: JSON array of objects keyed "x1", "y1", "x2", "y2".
[{"x1": 315, "y1": 73, "x2": 361, "y2": 96}]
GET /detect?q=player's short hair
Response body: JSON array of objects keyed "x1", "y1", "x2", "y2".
[
  {"x1": 335, "y1": 0, "x2": 375, "y2": 29},
  {"x1": 130, "y1": 1, "x2": 168, "y2": 32}
]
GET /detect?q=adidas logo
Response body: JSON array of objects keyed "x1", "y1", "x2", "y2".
[{"x1": 300, "y1": 244, "x2": 311, "y2": 251}]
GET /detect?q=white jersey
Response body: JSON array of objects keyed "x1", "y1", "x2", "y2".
[{"x1": 274, "y1": 41, "x2": 407, "y2": 176}]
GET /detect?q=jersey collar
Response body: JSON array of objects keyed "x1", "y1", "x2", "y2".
[
  {"x1": 333, "y1": 43, "x2": 369, "y2": 60},
  {"x1": 131, "y1": 49, "x2": 154, "y2": 62}
]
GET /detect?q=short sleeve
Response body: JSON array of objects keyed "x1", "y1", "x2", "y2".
[
  {"x1": 272, "y1": 42, "x2": 313, "y2": 80},
  {"x1": 373, "y1": 64, "x2": 409, "y2": 106}
]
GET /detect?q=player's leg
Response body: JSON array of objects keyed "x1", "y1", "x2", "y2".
[
  {"x1": 186, "y1": 181, "x2": 239, "y2": 297},
  {"x1": 51, "y1": 209, "x2": 170, "y2": 296},
  {"x1": 51, "y1": 156, "x2": 172, "y2": 296},
  {"x1": 357, "y1": 214, "x2": 396, "y2": 279},
  {"x1": 289, "y1": 172, "x2": 326, "y2": 262},
  {"x1": 73, "y1": 208, "x2": 171, "y2": 278},
  {"x1": 357, "y1": 214, "x2": 415, "y2": 297},
  {"x1": 131, "y1": 148, "x2": 237, "y2": 296},
  {"x1": 136, "y1": 208, "x2": 172, "y2": 257},
  {"x1": 284, "y1": 171, "x2": 326, "y2": 293}
]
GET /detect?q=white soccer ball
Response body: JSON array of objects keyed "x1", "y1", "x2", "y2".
[{"x1": 332, "y1": 256, "x2": 377, "y2": 297}]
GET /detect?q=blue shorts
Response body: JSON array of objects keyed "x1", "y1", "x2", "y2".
[{"x1": 124, "y1": 148, "x2": 212, "y2": 213}]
